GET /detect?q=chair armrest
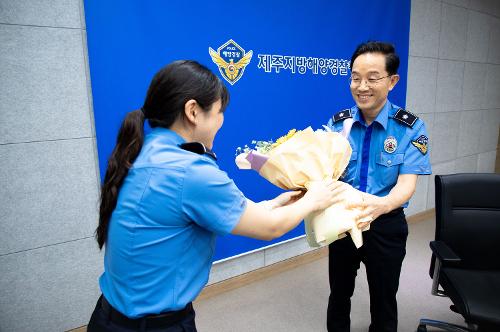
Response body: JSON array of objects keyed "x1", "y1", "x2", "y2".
[{"x1": 430, "y1": 241, "x2": 461, "y2": 266}]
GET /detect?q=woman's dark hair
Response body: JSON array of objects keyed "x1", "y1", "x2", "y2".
[
  {"x1": 350, "y1": 41, "x2": 400, "y2": 75},
  {"x1": 96, "y1": 60, "x2": 229, "y2": 249}
]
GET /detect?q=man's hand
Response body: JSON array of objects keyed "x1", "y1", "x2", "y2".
[
  {"x1": 352, "y1": 193, "x2": 391, "y2": 230},
  {"x1": 351, "y1": 174, "x2": 418, "y2": 230}
]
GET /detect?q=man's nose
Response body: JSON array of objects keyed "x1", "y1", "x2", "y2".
[{"x1": 358, "y1": 80, "x2": 370, "y2": 90}]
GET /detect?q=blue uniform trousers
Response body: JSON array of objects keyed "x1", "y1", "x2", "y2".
[
  {"x1": 87, "y1": 296, "x2": 197, "y2": 332},
  {"x1": 327, "y1": 208, "x2": 408, "y2": 332}
]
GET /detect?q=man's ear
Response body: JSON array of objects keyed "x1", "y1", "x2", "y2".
[
  {"x1": 184, "y1": 99, "x2": 198, "y2": 124},
  {"x1": 388, "y1": 74, "x2": 400, "y2": 91}
]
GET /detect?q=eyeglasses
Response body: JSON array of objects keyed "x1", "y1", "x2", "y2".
[{"x1": 348, "y1": 75, "x2": 392, "y2": 87}]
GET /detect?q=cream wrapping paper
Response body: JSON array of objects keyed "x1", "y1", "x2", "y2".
[{"x1": 235, "y1": 127, "x2": 370, "y2": 248}]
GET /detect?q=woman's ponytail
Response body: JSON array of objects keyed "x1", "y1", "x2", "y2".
[{"x1": 95, "y1": 109, "x2": 145, "y2": 249}]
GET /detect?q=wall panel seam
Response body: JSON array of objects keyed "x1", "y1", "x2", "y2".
[
  {"x1": 0, "y1": 22, "x2": 82, "y2": 30},
  {"x1": 0, "y1": 136, "x2": 94, "y2": 146},
  {"x1": 411, "y1": 54, "x2": 500, "y2": 66},
  {"x1": 0, "y1": 236, "x2": 95, "y2": 257}
]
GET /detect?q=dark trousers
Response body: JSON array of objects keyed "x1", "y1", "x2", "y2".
[
  {"x1": 327, "y1": 208, "x2": 408, "y2": 332},
  {"x1": 87, "y1": 296, "x2": 197, "y2": 332}
]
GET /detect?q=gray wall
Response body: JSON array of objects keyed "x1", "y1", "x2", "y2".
[
  {"x1": 405, "y1": 0, "x2": 500, "y2": 216},
  {"x1": 0, "y1": 0, "x2": 499, "y2": 331},
  {"x1": 0, "y1": 0, "x2": 102, "y2": 331}
]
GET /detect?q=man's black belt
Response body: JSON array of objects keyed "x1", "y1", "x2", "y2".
[{"x1": 100, "y1": 295, "x2": 192, "y2": 329}]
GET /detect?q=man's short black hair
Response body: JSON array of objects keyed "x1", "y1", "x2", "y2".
[{"x1": 350, "y1": 41, "x2": 400, "y2": 75}]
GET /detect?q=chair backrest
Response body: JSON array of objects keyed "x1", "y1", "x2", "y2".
[{"x1": 435, "y1": 173, "x2": 500, "y2": 270}]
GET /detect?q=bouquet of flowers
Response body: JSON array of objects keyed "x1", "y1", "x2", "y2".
[{"x1": 235, "y1": 126, "x2": 370, "y2": 248}]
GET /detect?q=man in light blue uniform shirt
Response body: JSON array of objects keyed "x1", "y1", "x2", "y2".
[
  {"x1": 325, "y1": 42, "x2": 431, "y2": 332},
  {"x1": 327, "y1": 102, "x2": 431, "y2": 198}
]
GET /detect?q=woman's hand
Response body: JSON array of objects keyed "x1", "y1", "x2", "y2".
[
  {"x1": 234, "y1": 180, "x2": 347, "y2": 241},
  {"x1": 269, "y1": 190, "x2": 304, "y2": 209},
  {"x1": 304, "y1": 179, "x2": 347, "y2": 211}
]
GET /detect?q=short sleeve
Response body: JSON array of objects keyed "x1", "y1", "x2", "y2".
[
  {"x1": 400, "y1": 121, "x2": 432, "y2": 175},
  {"x1": 182, "y1": 158, "x2": 247, "y2": 235}
]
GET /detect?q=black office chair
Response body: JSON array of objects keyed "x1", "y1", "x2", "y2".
[{"x1": 417, "y1": 173, "x2": 500, "y2": 332}]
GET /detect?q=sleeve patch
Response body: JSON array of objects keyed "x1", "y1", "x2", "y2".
[{"x1": 411, "y1": 135, "x2": 428, "y2": 155}]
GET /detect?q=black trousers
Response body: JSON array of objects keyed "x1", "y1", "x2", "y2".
[
  {"x1": 327, "y1": 208, "x2": 408, "y2": 332},
  {"x1": 87, "y1": 296, "x2": 197, "y2": 332}
]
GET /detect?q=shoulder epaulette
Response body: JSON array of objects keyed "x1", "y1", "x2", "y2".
[
  {"x1": 180, "y1": 142, "x2": 217, "y2": 160},
  {"x1": 393, "y1": 108, "x2": 418, "y2": 128},
  {"x1": 332, "y1": 109, "x2": 352, "y2": 123}
]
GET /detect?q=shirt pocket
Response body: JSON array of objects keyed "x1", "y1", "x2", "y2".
[{"x1": 375, "y1": 153, "x2": 404, "y2": 187}]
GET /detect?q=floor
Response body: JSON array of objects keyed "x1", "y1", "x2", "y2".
[{"x1": 195, "y1": 218, "x2": 466, "y2": 332}]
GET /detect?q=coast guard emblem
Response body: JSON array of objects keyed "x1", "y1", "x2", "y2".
[
  {"x1": 384, "y1": 136, "x2": 397, "y2": 153},
  {"x1": 209, "y1": 39, "x2": 253, "y2": 85}
]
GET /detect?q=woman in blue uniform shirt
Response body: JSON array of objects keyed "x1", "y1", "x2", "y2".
[{"x1": 87, "y1": 60, "x2": 344, "y2": 332}]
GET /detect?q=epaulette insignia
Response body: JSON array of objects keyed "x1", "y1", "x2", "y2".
[
  {"x1": 333, "y1": 109, "x2": 352, "y2": 123},
  {"x1": 180, "y1": 142, "x2": 217, "y2": 160},
  {"x1": 393, "y1": 108, "x2": 418, "y2": 128}
]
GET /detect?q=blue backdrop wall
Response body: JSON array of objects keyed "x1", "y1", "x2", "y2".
[{"x1": 84, "y1": 0, "x2": 411, "y2": 261}]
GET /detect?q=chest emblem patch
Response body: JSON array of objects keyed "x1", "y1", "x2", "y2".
[
  {"x1": 384, "y1": 136, "x2": 398, "y2": 153},
  {"x1": 411, "y1": 135, "x2": 428, "y2": 155}
]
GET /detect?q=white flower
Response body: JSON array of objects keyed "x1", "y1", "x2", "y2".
[{"x1": 235, "y1": 152, "x2": 251, "y2": 169}]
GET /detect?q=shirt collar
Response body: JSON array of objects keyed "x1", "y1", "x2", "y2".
[{"x1": 352, "y1": 101, "x2": 391, "y2": 129}]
